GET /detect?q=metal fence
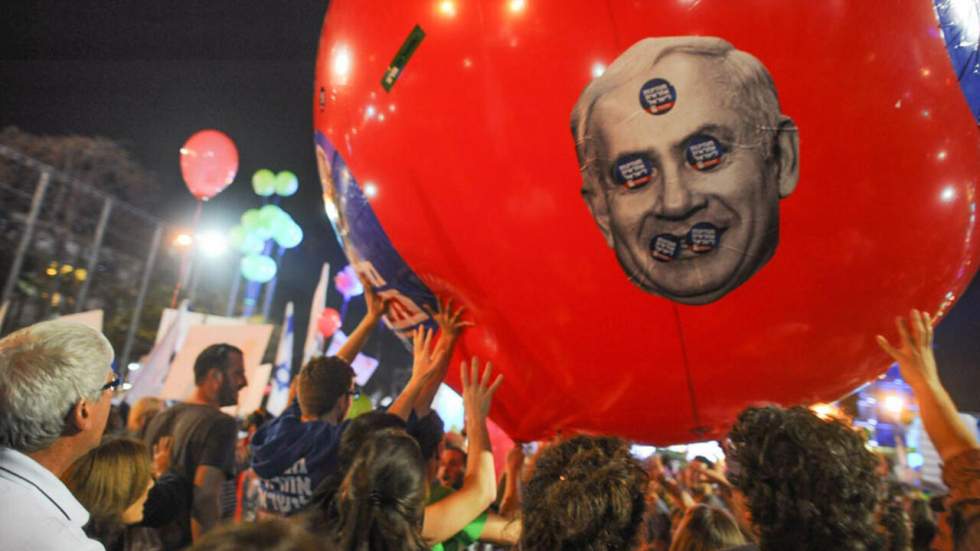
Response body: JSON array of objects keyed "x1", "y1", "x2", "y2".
[{"x1": 0, "y1": 144, "x2": 173, "y2": 376}]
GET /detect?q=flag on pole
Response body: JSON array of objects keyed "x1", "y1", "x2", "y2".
[
  {"x1": 266, "y1": 301, "x2": 295, "y2": 416},
  {"x1": 126, "y1": 299, "x2": 188, "y2": 404},
  {"x1": 303, "y1": 263, "x2": 330, "y2": 365}
]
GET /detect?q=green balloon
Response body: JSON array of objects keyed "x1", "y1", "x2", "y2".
[
  {"x1": 252, "y1": 169, "x2": 276, "y2": 197},
  {"x1": 273, "y1": 220, "x2": 303, "y2": 249},
  {"x1": 240, "y1": 254, "x2": 277, "y2": 283},
  {"x1": 275, "y1": 171, "x2": 299, "y2": 197},
  {"x1": 345, "y1": 394, "x2": 373, "y2": 420},
  {"x1": 259, "y1": 204, "x2": 286, "y2": 230},
  {"x1": 241, "y1": 208, "x2": 262, "y2": 229},
  {"x1": 239, "y1": 232, "x2": 266, "y2": 255}
]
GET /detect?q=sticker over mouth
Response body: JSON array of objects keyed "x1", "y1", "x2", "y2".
[{"x1": 650, "y1": 223, "x2": 725, "y2": 262}]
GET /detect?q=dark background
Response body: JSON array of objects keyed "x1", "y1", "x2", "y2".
[{"x1": 0, "y1": 1, "x2": 976, "y2": 410}]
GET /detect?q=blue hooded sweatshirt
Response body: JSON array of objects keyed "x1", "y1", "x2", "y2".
[{"x1": 250, "y1": 401, "x2": 348, "y2": 516}]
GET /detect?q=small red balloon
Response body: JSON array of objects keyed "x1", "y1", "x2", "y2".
[
  {"x1": 317, "y1": 307, "x2": 342, "y2": 338},
  {"x1": 180, "y1": 129, "x2": 239, "y2": 201}
]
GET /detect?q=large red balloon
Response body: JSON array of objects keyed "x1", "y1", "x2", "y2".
[
  {"x1": 318, "y1": 307, "x2": 343, "y2": 338},
  {"x1": 180, "y1": 129, "x2": 239, "y2": 201},
  {"x1": 313, "y1": 1, "x2": 980, "y2": 444}
]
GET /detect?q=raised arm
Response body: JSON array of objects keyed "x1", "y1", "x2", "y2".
[
  {"x1": 387, "y1": 327, "x2": 446, "y2": 421},
  {"x1": 422, "y1": 357, "x2": 503, "y2": 545},
  {"x1": 876, "y1": 310, "x2": 978, "y2": 461},
  {"x1": 335, "y1": 275, "x2": 388, "y2": 364},
  {"x1": 415, "y1": 298, "x2": 473, "y2": 416}
]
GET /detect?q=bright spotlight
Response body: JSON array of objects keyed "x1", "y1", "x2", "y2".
[
  {"x1": 331, "y1": 45, "x2": 352, "y2": 84},
  {"x1": 173, "y1": 233, "x2": 194, "y2": 248},
  {"x1": 363, "y1": 181, "x2": 378, "y2": 199},
  {"x1": 882, "y1": 394, "x2": 905, "y2": 415},
  {"x1": 197, "y1": 231, "x2": 228, "y2": 257},
  {"x1": 591, "y1": 62, "x2": 606, "y2": 79},
  {"x1": 508, "y1": 0, "x2": 527, "y2": 13},
  {"x1": 127, "y1": 362, "x2": 141, "y2": 372}
]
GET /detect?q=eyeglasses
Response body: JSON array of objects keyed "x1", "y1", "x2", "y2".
[
  {"x1": 100, "y1": 374, "x2": 123, "y2": 393},
  {"x1": 344, "y1": 386, "x2": 361, "y2": 399}
]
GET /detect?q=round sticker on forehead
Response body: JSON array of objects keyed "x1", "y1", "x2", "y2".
[
  {"x1": 650, "y1": 234, "x2": 681, "y2": 263},
  {"x1": 685, "y1": 135, "x2": 726, "y2": 171},
  {"x1": 613, "y1": 154, "x2": 654, "y2": 189},
  {"x1": 639, "y1": 78, "x2": 677, "y2": 115}
]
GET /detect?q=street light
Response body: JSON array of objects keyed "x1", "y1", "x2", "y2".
[
  {"x1": 197, "y1": 231, "x2": 228, "y2": 258},
  {"x1": 173, "y1": 232, "x2": 194, "y2": 248}
]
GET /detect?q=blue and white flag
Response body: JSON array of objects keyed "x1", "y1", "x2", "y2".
[
  {"x1": 303, "y1": 263, "x2": 330, "y2": 365},
  {"x1": 266, "y1": 301, "x2": 295, "y2": 416}
]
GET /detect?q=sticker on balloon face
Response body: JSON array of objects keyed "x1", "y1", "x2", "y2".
[
  {"x1": 651, "y1": 234, "x2": 681, "y2": 262},
  {"x1": 687, "y1": 222, "x2": 721, "y2": 254},
  {"x1": 685, "y1": 135, "x2": 725, "y2": 171},
  {"x1": 639, "y1": 78, "x2": 677, "y2": 115},
  {"x1": 613, "y1": 154, "x2": 654, "y2": 189}
]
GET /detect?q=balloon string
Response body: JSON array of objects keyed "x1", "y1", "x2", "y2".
[
  {"x1": 170, "y1": 200, "x2": 205, "y2": 308},
  {"x1": 671, "y1": 304, "x2": 703, "y2": 432}
]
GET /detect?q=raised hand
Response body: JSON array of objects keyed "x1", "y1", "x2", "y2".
[
  {"x1": 411, "y1": 327, "x2": 447, "y2": 385},
  {"x1": 361, "y1": 273, "x2": 390, "y2": 321},
  {"x1": 428, "y1": 297, "x2": 474, "y2": 342},
  {"x1": 460, "y1": 356, "x2": 504, "y2": 420},
  {"x1": 876, "y1": 309, "x2": 939, "y2": 389}
]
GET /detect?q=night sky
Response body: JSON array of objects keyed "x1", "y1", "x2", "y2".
[
  {"x1": 0, "y1": 1, "x2": 413, "y2": 382},
  {"x1": 1, "y1": 2, "x2": 977, "y2": 411}
]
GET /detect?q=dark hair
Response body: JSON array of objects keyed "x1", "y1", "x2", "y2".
[
  {"x1": 304, "y1": 411, "x2": 407, "y2": 533},
  {"x1": 333, "y1": 429, "x2": 427, "y2": 551},
  {"x1": 193, "y1": 344, "x2": 242, "y2": 385},
  {"x1": 298, "y1": 355, "x2": 355, "y2": 418},
  {"x1": 728, "y1": 405, "x2": 882, "y2": 551},
  {"x1": 409, "y1": 410, "x2": 444, "y2": 463},
  {"x1": 668, "y1": 504, "x2": 746, "y2": 551},
  {"x1": 188, "y1": 518, "x2": 324, "y2": 551},
  {"x1": 908, "y1": 498, "x2": 936, "y2": 551},
  {"x1": 520, "y1": 435, "x2": 648, "y2": 550}
]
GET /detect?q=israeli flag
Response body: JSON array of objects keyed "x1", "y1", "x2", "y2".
[{"x1": 266, "y1": 301, "x2": 295, "y2": 416}]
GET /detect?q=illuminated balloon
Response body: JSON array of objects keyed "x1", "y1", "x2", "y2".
[
  {"x1": 241, "y1": 208, "x2": 262, "y2": 230},
  {"x1": 240, "y1": 254, "x2": 277, "y2": 283},
  {"x1": 180, "y1": 130, "x2": 238, "y2": 201},
  {"x1": 229, "y1": 225, "x2": 246, "y2": 249},
  {"x1": 275, "y1": 170, "x2": 299, "y2": 197},
  {"x1": 252, "y1": 169, "x2": 277, "y2": 197},
  {"x1": 318, "y1": 307, "x2": 342, "y2": 338},
  {"x1": 314, "y1": 1, "x2": 980, "y2": 443},
  {"x1": 259, "y1": 204, "x2": 287, "y2": 230},
  {"x1": 239, "y1": 232, "x2": 267, "y2": 256},
  {"x1": 273, "y1": 220, "x2": 304, "y2": 249},
  {"x1": 334, "y1": 264, "x2": 364, "y2": 299}
]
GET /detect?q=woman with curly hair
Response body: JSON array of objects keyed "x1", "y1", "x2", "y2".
[
  {"x1": 520, "y1": 435, "x2": 649, "y2": 550},
  {"x1": 727, "y1": 405, "x2": 882, "y2": 551}
]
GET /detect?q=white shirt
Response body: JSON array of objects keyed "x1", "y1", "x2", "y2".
[{"x1": 0, "y1": 447, "x2": 105, "y2": 551}]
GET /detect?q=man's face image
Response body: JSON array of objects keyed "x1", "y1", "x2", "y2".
[{"x1": 577, "y1": 39, "x2": 799, "y2": 305}]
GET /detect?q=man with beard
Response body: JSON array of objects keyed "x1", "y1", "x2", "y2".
[{"x1": 144, "y1": 344, "x2": 247, "y2": 549}]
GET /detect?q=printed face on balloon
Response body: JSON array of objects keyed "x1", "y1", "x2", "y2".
[{"x1": 574, "y1": 37, "x2": 799, "y2": 304}]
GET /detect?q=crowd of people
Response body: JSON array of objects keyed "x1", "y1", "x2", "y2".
[{"x1": 0, "y1": 277, "x2": 977, "y2": 550}]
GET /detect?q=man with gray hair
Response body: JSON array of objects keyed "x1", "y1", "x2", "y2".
[
  {"x1": 0, "y1": 320, "x2": 119, "y2": 550},
  {"x1": 573, "y1": 36, "x2": 799, "y2": 305}
]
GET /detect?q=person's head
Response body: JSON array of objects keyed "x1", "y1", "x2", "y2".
[
  {"x1": 908, "y1": 498, "x2": 936, "y2": 551},
  {"x1": 298, "y1": 355, "x2": 356, "y2": 421},
  {"x1": 572, "y1": 36, "x2": 799, "y2": 305},
  {"x1": 0, "y1": 320, "x2": 116, "y2": 461},
  {"x1": 437, "y1": 437, "x2": 467, "y2": 490},
  {"x1": 126, "y1": 396, "x2": 164, "y2": 437},
  {"x1": 669, "y1": 505, "x2": 746, "y2": 551},
  {"x1": 189, "y1": 518, "x2": 324, "y2": 551},
  {"x1": 62, "y1": 436, "x2": 154, "y2": 525},
  {"x1": 520, "y1": 435, "x2": 649, "y2": 551},
  {"x1": 193, "y1": 344, "x2": 246, "y2": 407},
  {"x1": 728, "y1": 405, "x2": 881, "y2": 551},
  {"x1": 408, "y1": 410, "x2": 444, "y2": 481},
  {"x1": 305, "y1": 411, "x2": 407, "y2": 532},
  {"x1": 334, "y1": 429, "x2": 427, "y2": 551}
]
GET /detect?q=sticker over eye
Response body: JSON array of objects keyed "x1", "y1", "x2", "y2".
[
  {"x1": 613, "y1": 154, "x2": 654, "y2": 189},
  {"x1": 639, "y1": 78, "x2": 677, "y2": 115},
  {"x1": 685, "y1": 135, "x2": 726, "y2": 171}
]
